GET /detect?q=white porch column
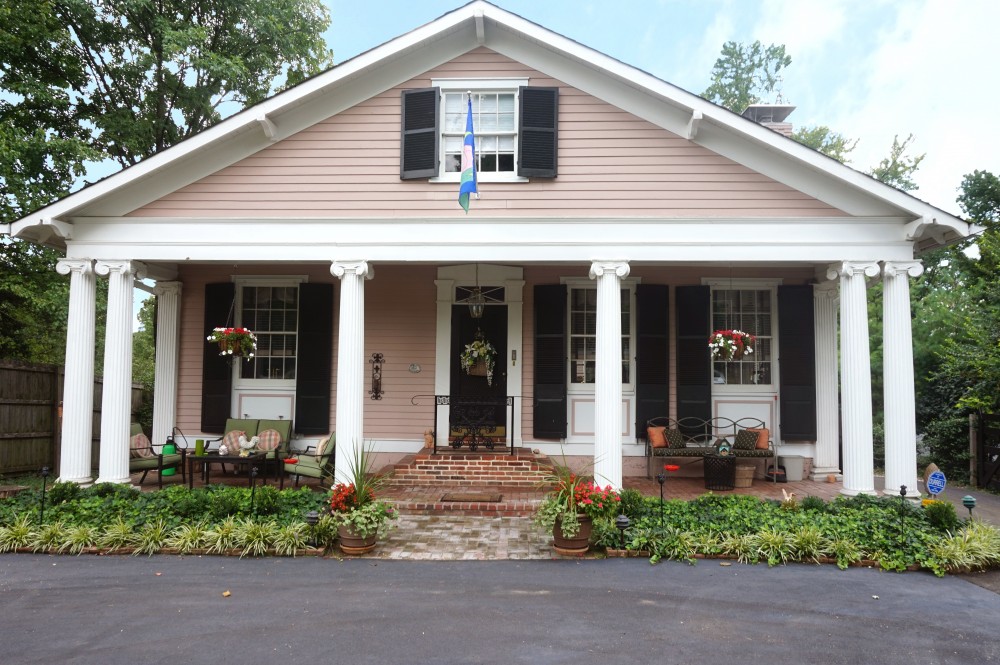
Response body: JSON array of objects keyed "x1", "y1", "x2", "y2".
[
  {"x1": 95, "y1": 260, "x2": 144, "y2": 484},
  {"x1": 828, "y1": 261, "x2": 880, "y2": 496},
  {"x1": 151, "y1": 281, "x2": 182, "y2": 447},
  {"x1": 331, "y1": 261, "x2": 371, "y2": 485},
  {"x1": 882, "y1": 261, "x2": 924, "y2": 498},
  {"x1": 56, "y1": 259, "x2": 96, "y2": 484},
  {"x1": 810, "y1": 282, "x2": 842, "y2": 481},
  {"x1": 589, "y1": 260, "x2": 630, "y2": 490}
]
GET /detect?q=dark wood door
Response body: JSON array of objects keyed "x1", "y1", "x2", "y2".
[{"x1": 450, "y1": 305, "x2": 508, "y2": 448}]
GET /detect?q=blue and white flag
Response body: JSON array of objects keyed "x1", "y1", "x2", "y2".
[{"x1": 458, "y1": 97, "x2": 478, "y2": 213}]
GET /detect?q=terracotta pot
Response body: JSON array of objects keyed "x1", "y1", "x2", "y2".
[
  {"x1": 338, "y1": 525, "x2": 377, "y2": 555},
  {"x1": 552, "y1": 515, "x2": 593, "y2": 556}
]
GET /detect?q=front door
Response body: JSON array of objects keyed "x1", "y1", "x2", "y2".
[{"x1": 449, "y1": 304, "x2": 507, "y2": 449}]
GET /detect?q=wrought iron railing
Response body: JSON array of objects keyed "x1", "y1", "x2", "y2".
[{"x1": 410, "y1": 395, "x2": 516, "y2": 455}]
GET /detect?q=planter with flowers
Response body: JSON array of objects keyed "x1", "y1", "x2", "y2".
[
  {"x1": 533, "y1": 460, "x2": 620, "y2": 555},
  {"x1": 207, "y1": 327, "x2": 257, "y2": 359},
  {"x1": 328, "y1": 443, "x2": 396, "y2": 555},
  {"x1": 460, "y1": 337, "x2": 498, "y2": 386},
  {"x1": 708, "y1": 329, "x2": 755, "y2": 362}
]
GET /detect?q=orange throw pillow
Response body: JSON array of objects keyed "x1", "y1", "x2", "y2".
[
  {"x1": 647, "y1": 426, "x2": 668, "y2": 448},
  {"x1": 748, "y1": 427, "x2": 770, "y2": 449}
]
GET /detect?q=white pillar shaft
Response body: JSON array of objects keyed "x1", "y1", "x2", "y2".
[
  {"x1": 332, "y1": 261, "x2": 370, "y2": 485},
  {"x1": 95, "y1": 260, "x2": 143, "y2": 484},
  {"x1": 151, "y1": 282, "x2": 182, "y2": 447},
  {"x1": 56, "y1": 259, "x2": 96, "y2": 484},
  {"x1": 589, "y1": 261, "x2": 629, "y2": 490},
  {"x1": 830, "y1": 261, "x2": 879, "y2": 496},
  {"x1": 811, "y1": 284, "x2": 842, "y2": 480},
  {"x1": 882, "y1": 261, "x2": 923, "y2": 497}
]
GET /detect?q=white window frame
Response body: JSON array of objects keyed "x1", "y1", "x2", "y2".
[
  {"x1": 430, "y1": 77, "x2": 529, "y2": 184},
  {"x1": 703, "y1": 278, "x2": 781, "y2": 393},
  {"x1": 561, "y1": 277, "x2": 637, "y2": 396},
  {"x1": 233, "y1": 275, "x2": 308, "y2": 388}
]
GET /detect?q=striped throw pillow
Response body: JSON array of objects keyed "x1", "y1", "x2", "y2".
[
  {"x1": 130, "y1": 433, "x2": 153, "y2": 458},
  {"x1": 256, "y1": 429, "x2": 281, "y2": 451}
]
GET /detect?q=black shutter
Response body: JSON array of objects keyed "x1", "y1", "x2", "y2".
[
  {"x1": 518, "y1": 87, "x2": 558, "y2": 178},
  {"x1": 675, "y1": 285, "x2": 711, "y2": 422},
  {"x1": 400, "y1": 87, "x2": 439, "y2": 179},
  {"x1": 635, "y1": 285, "x2": 669, "y2": 438},
  {"x1": 778, "y1": 285, "x2": 817, "y2": 440},
  {"x1": 295, "y1": 283, "x2": 334, "y2": 435},
  {"x1": 534, "y1": 284, "x2": 567, "y2": 438},
  {"x1": 201, "y1": 283, "x2": 234, "y2": 433}
]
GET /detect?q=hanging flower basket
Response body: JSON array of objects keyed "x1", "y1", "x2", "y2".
[
  {"x1": 207, "y1": 327, "x2": 257, "y2": 358},
  {"x1": 460, "y1": 338, "x2": 497, "y2": 386},
  {"x1": 708, "y1": 329, "x2": 755, "y2": 362}
]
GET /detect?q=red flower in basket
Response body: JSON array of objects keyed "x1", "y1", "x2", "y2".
[{"x1": 708, "y1": 329, "x2": 755, "y2": 362}]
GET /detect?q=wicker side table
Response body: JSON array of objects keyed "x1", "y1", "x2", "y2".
[{"x1": 703, "y1": 454, "x2": 736, "y2": 491}]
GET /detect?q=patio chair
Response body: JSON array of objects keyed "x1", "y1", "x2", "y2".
[
  {"x1": 129, "y1": 424, "x2": 186, "y2": 489},
  {"x1": 280, "y1": 435, "x2": 335, "y2": 488}
]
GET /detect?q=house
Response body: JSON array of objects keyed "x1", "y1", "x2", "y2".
[{"x1": 3, "y1": 1, "x2": 972, "y2": 496}]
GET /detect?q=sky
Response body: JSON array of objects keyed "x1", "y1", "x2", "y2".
[{"x1": 325, "y1": 0, "x2": 1000, "y2": 218}]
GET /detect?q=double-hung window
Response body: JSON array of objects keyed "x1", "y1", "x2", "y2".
[
  {"x1": 710, "y1": 287, "x2": 774, "y2": 386},
  {"x1": 400, "y1": 79, "x2": 558, "y2": 181},
  {"x1": 236, "y1": 279, "x2": 302, "y2": 381},
  {"x1": 567, "y1": 285, "x2": 634, "y2": 388}
]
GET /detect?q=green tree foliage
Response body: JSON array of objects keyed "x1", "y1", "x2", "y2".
[
  {"x1": 132, "y1": 296, "x2": 156, "y2": 389},
  {"x1": 702, "y1": 41, "x2": 791, "y2": 113},
  {"x1": 1, "y1": 0, "x2": 333, "y2": 365},
  {"x1": 870, "y1": 134, "x2": 925, "y2": 192},
  {"x1": 9, "y1": 0, "x2": 335, "y2": 169},
  {"x1": 791, "y1": 125, "x2": 857, "y2": 164}
]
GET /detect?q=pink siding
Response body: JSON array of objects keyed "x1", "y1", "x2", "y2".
[{"x1": 130, "y1": 48, "x2": 844, "y2": 219}]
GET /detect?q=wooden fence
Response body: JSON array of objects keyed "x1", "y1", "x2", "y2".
[{"x1": 0, "y1": 360, "x2": 146, "y2": 476}]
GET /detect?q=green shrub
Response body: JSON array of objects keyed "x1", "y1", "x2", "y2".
[
  {"x1": 923, "y1": 500, "x2": 959, "y2": 532},
  {"x1": 800, "y1": 496, "x2": 827, "y2": 513},
  {"x1": 617, "y1": 487, "x2": 647, "y2": 520},
  {"x1": 47, "y1": 482, "x2": 83, "y2": 505}
]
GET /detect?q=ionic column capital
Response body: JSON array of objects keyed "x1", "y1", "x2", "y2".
[
  {"x1": 331, "y1": 260, "x2": 372, "y2": 280},
  {"x1": 94, "y1": 260, "x2": 146, "y2": 280},
  {"x1": 589, "y1": 260, "x2": 630, "y2": 280},
  {"x1": 827, "y1": 261, "x2": 880, "y2": 281},
  {"x1": 882, "y1": 260, "x2": 924, "y2": 279},
  {"x1": 152, "y1": 281, "x2": 183, "y2": 297},
  {"x1": 56, "y1": 258, "x2": 93, "y2": 276},
  {"x1": 814, "y1": 281, "x2": 839, "y2": 301}
]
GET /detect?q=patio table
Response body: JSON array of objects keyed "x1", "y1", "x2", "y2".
[{"x1": 187, "y1": 451, "x2": 267, "y2": 489}]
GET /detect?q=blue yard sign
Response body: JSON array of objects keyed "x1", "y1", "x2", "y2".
[{"x1": 927, "y1": 470, "x2": 947, "y2": 496}]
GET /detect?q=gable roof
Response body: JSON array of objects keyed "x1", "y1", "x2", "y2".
[{"x1": 6, "y1": 0, "x2": 971, "y2": 251}]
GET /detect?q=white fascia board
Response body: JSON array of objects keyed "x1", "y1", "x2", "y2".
[{"x1": 64, "y1": 216, "x2": 915, "y2": 264}]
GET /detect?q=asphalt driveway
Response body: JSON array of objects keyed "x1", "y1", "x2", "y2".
[{"x1": 1, "y1": 554, "x2": 997, "y2": 664}]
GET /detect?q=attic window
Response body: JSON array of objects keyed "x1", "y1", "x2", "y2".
[{"x1": 400, "y1": 79, "x2": 558, "y2": 181}]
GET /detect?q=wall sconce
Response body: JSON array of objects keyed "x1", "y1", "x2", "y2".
[
  {"x1": 369, "y1": 353, "x2": 384, "y2": 400},
  {"x1": 468, "y1": 263, "x2": 485, "y2": 319}
]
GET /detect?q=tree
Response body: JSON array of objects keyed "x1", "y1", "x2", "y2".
[
  {"x1": 870, "y1": 134, "x2": 925, "y2": 192},
  {"x1": 702, "y1": 41, "x2": 791, "y2": 113},
  {"x1": 791, "y1": 126, "x2": 857, "y2": 164},
  {"x1": 0, "y1": 0, "x2": 333, "y2": 366},
  {"x1": 9, "y1": 0, "x2": 335, "y2": 169}
]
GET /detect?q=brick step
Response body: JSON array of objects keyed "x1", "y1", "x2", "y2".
[
  {"x1": 387, "y1": 447, "x2": 556, "y2": 488},
  {"x1": 384, "y1": 484, "x2": 546, "y2": 517}
]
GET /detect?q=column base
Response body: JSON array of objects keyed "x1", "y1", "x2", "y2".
[
  {"x1": 839, "y1": 485, "x2": 878, "y2": 497},
  {"x1": 56, "y1": 475, "x2": 94, "y2": 487},
  {"x1": 809, "y1": 467, "x2": 842, "y2": 483},
  {"x1": 94, "y1": 475, "x2": 133, "y2": 486}
]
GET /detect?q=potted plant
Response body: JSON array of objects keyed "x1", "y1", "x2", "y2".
[
  {"x1": 533, "y1": 460, "x2": 620, "y2": 555},
  {"x1": 708, "y1": 329, "x2": 755, "y2": 361},
  {"x1": 327, "y1": 443, "x2": 396, "y2": 554},
  {"x1": 207, "y1": 327, "x2": 258, "y2": 358},
  {"x1": 459, "y1": 337, "x2": 497, "y2": 386}
]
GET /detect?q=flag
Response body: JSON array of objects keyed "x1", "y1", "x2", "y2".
[{"x1": 458, "y1": 97, "x2": 478, "y2": 213}]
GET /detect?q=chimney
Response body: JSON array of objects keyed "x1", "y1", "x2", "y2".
[{"x1": 741, "y1": 104, "x2": 795, "y2": 137}]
